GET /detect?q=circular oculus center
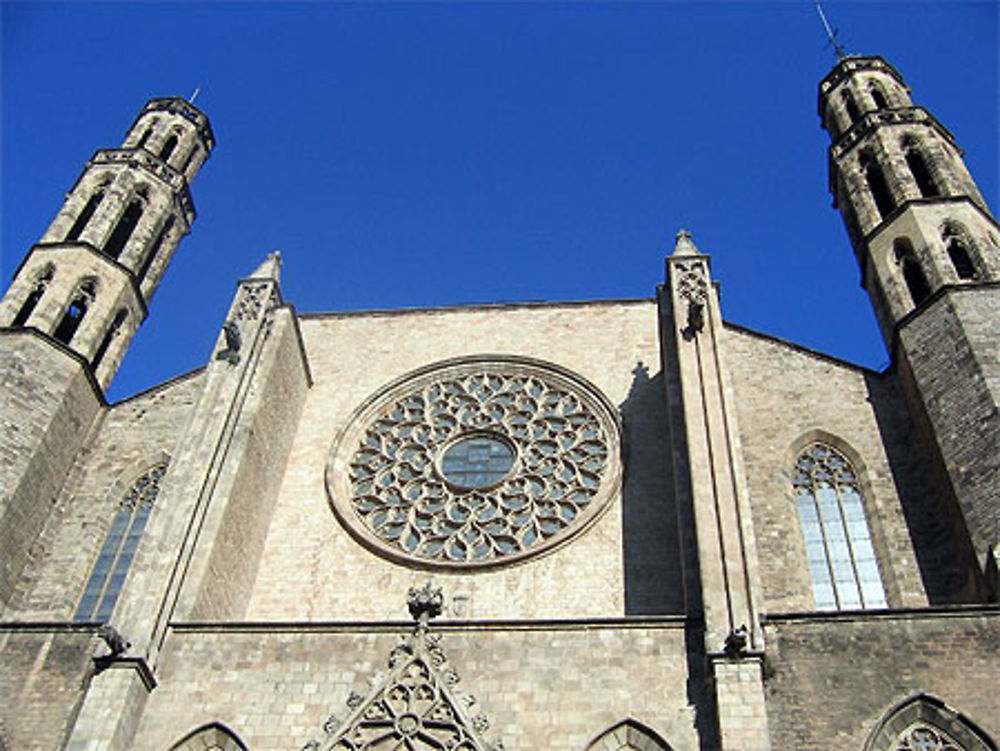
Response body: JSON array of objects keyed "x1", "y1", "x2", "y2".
[{"x1": 438, "y1": 433, "x2": 516, "y2": 490}]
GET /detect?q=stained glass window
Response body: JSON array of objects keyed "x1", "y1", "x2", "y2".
[
  {"x1": 793, "y1": 443, "x2": 886, "y2": 610},
  {"x1": 440, "y1": 434, "x2": 516, "y2": 489},
  {"x1": 74, "y1": 463, "x2": 167, "y2": 622}
]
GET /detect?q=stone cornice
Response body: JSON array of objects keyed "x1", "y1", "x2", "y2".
[
  {"x1": 167, "y1": 615, "x2": 693, "y2": 634},
  {"x1": 133, "y1": 97, "x2": 215, "y2": 151},
  {"x1": 88, "y1": 148, "x2": 196, "y2": 224},
  {"x1": 13, "y1": 241, "x2": 151, "y2": 319}
]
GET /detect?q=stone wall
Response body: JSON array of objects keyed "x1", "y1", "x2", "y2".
[
  {"x1": 134, "y1": 621, "x2": 702, "y2": 751},
  {"x1": 0, "y1": 627, "x2": 99, "y2": 750},
  {"x1": 762, "y1": 609, "x2": 1000, "y2": 750},
  {"x1": 9, "y1": 370, "x2": 204, "y2": 620},
  {"x1": 898, "y1": 285, "x2": 1000, "y2": 564},
  {"x1": 0, "y1": 333, "x2": 103, "y2": 611},
  {"x1": 722, "y1": 325, "x2": 932, "y2": 611},
  {"x1": 247, "y1": 300, "x2": 684, "y2": 622}
]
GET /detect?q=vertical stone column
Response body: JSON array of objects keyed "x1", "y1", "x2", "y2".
[{"x1": 662, "y1": 230, "x2": 770, "y2": 751}]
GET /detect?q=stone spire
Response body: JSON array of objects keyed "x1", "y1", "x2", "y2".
[
  {"x1": 247, "y1": 250, "x2": 282, "y2": 282},
  {"x1": 673, "y1": 229, "x2": 700, "y2": 256}
]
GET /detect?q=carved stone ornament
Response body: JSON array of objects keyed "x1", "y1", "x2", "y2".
[
  {"x1": 673, "y1": 260, "x2": 708, "y2": 303},
  {"x1": 894, "y1": 724, "x2": 965, "y2": 751},
  {"x1": 327, "y1": 356, "x2": 622, "y2": 569},
  {"x1": 233, "y1": 281, "x2": 277, "y2": 322},
  {"x1": 303, "y1": 589, "x2": 502, "y2": 751}
]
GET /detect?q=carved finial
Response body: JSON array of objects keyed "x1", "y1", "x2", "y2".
[
  {"x1": 248, "y1": 251, "x2": 282, "y2": 282},
  {"x1": 673, "y1": 229, "x2": 700, "y2": 256},
  {"x1": 407, "y1": 582, "x2": 444, "y2": 626}
]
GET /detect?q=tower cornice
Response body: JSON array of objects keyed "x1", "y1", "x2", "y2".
[
  {"x1": 11, "y1": 242, "x2": 152, "y2": 319},
  {"x1": 72, "y1": 148, "x2": 197, "y2": 225},
  {"x1": 130, "y1": 97, "x2": 215, "y2": 151},
  {"x1": 818, "y1": 55, "x2": 907, "y2": 113}
]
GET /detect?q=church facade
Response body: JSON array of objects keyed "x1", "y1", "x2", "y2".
[{"x1": 0, "y1": 52, "x2": 998, "y2": 751}]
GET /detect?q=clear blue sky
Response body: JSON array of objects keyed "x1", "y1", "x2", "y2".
[{"x1": 2, "y1": 1, "x2": 997, "y2": 402}]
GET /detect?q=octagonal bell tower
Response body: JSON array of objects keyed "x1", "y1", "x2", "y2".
[
  {"x1": 820, "y1": 56, "x2": 1000, "y2": 597},
  {"x1": 0, "y1": 97, "x2": 214, "y2": 609},
  {"x1": 0, "y1": 98, "x2": 214, "y2": 388}
]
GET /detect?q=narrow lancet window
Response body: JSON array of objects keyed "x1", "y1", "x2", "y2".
[
  {"x1": 104, "y1": 198, "x2": 143, "y2": 260},
  {"x1": 904, "y1": 145, "x2": 940, "y2": 198},
  {"x1": 66, "y1": 191, "x2": 104, "y2": 242},
  {"x1": 138, "y1": 215, "x2": 174, "y2": 282},
  {"x1": 895, "y1": 238, "x2": 932, "y2": 306},
  {"x1": 91, "y1": 309, "x2": 127, "y2": 370},
  {"x1": 947, "y1": 239, "x2": 978, "y2": 281},
  {"x1": 794, "y1": 443, "x2": 887, "y2": 611},
  {"x1": 135, "y1": 127, "x2": 152, "y2": 150},
  {"x1": 74, "y1": 462, "x2": 167, "y2": 622},
  {"x1": 12, "y1": 266, "x2": 54, "y2": 327},
  {"x1": 863, "y1": 157, "x2": 895, "y2": 219},
  {"x1": 160, "y1": 134, "x2": 178, "y2": 161},
  {"x1": 869, "y1": 82, "x2": 889, "y2": 110},
  {"x1": 842, "y1": 90, "x2": 861, "y2": 124},
  {"x1": 53, "y1": 280, "x2": 95, "y2": 345},
  {"x1": 180, "y1": 144, "x2": 200, "y2": 173}
]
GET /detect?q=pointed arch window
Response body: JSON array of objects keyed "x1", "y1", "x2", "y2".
[
  {"x1": 104, "y1": 197, "x2": 144, "y2": 260},
  {"x1": 180, "y1": 144, "x2": 200, "y2": 173},
  {"x1": 870, "y1": 82, "x2": 889, "y2": 110},
  {"x1": 794, "y1": 443, "x2": 887, "y2": 611},
  {"x1": 588, "y1": 719, "x2": 674, "y2": 750},
  {"x1": 943, "y1": 224, "x2": 979, "y2": 281},
  {"x1": 160, "y1": 134, "x2": 179, "y2": 161},
  {"x1": 53, "y1": 279, "x2": 96, "y2": 346},
  {"x1": 91, "y1": 309, "x2": 128, "y2": 370},
  {"x1": 66, "y1": 190, "x2": 105, "y2": 242},
  {"x1": 135, "y1": 127, "x2": 153, "y2": 150},
  {"x1": 866, "y1": 695, "x2": 997, "y2": 751},
  {"x1": 894, "y1": 238, "x2": 932, "y2": 306},
  {"x1": 862, "y1": 154, "x2": 895, "y2": 219},
  {"x1": 903, "y1": 139, "x2": 940, "y2": 198},
  {"x1": 74, "y1": 462, "x2": 167, "y2": 622},
  {"x1": 138, "y1": 214, "x2": 174, "y2": 282},
  {"x1": 11, "y1": 265, "x2": 54, "y2": 327},
  {"x1": 843, "y1": 89, "x2": 861, "y2": 124},
  {"x1": 168, "y1": 723, "x2": 247, "y2": 751}
]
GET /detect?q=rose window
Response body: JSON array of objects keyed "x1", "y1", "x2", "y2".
[{"x1": 327, "y1": 357, "x2": 621, "y2": 568}]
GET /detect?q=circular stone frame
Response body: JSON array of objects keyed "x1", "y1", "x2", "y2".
[{"x1": 326, "y1": 355, "x2": 623, "y2": 570}]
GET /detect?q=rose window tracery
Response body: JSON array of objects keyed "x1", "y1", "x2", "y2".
[{"x1": 328, "y1": 358, "x2": 621, "y2": 568}]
